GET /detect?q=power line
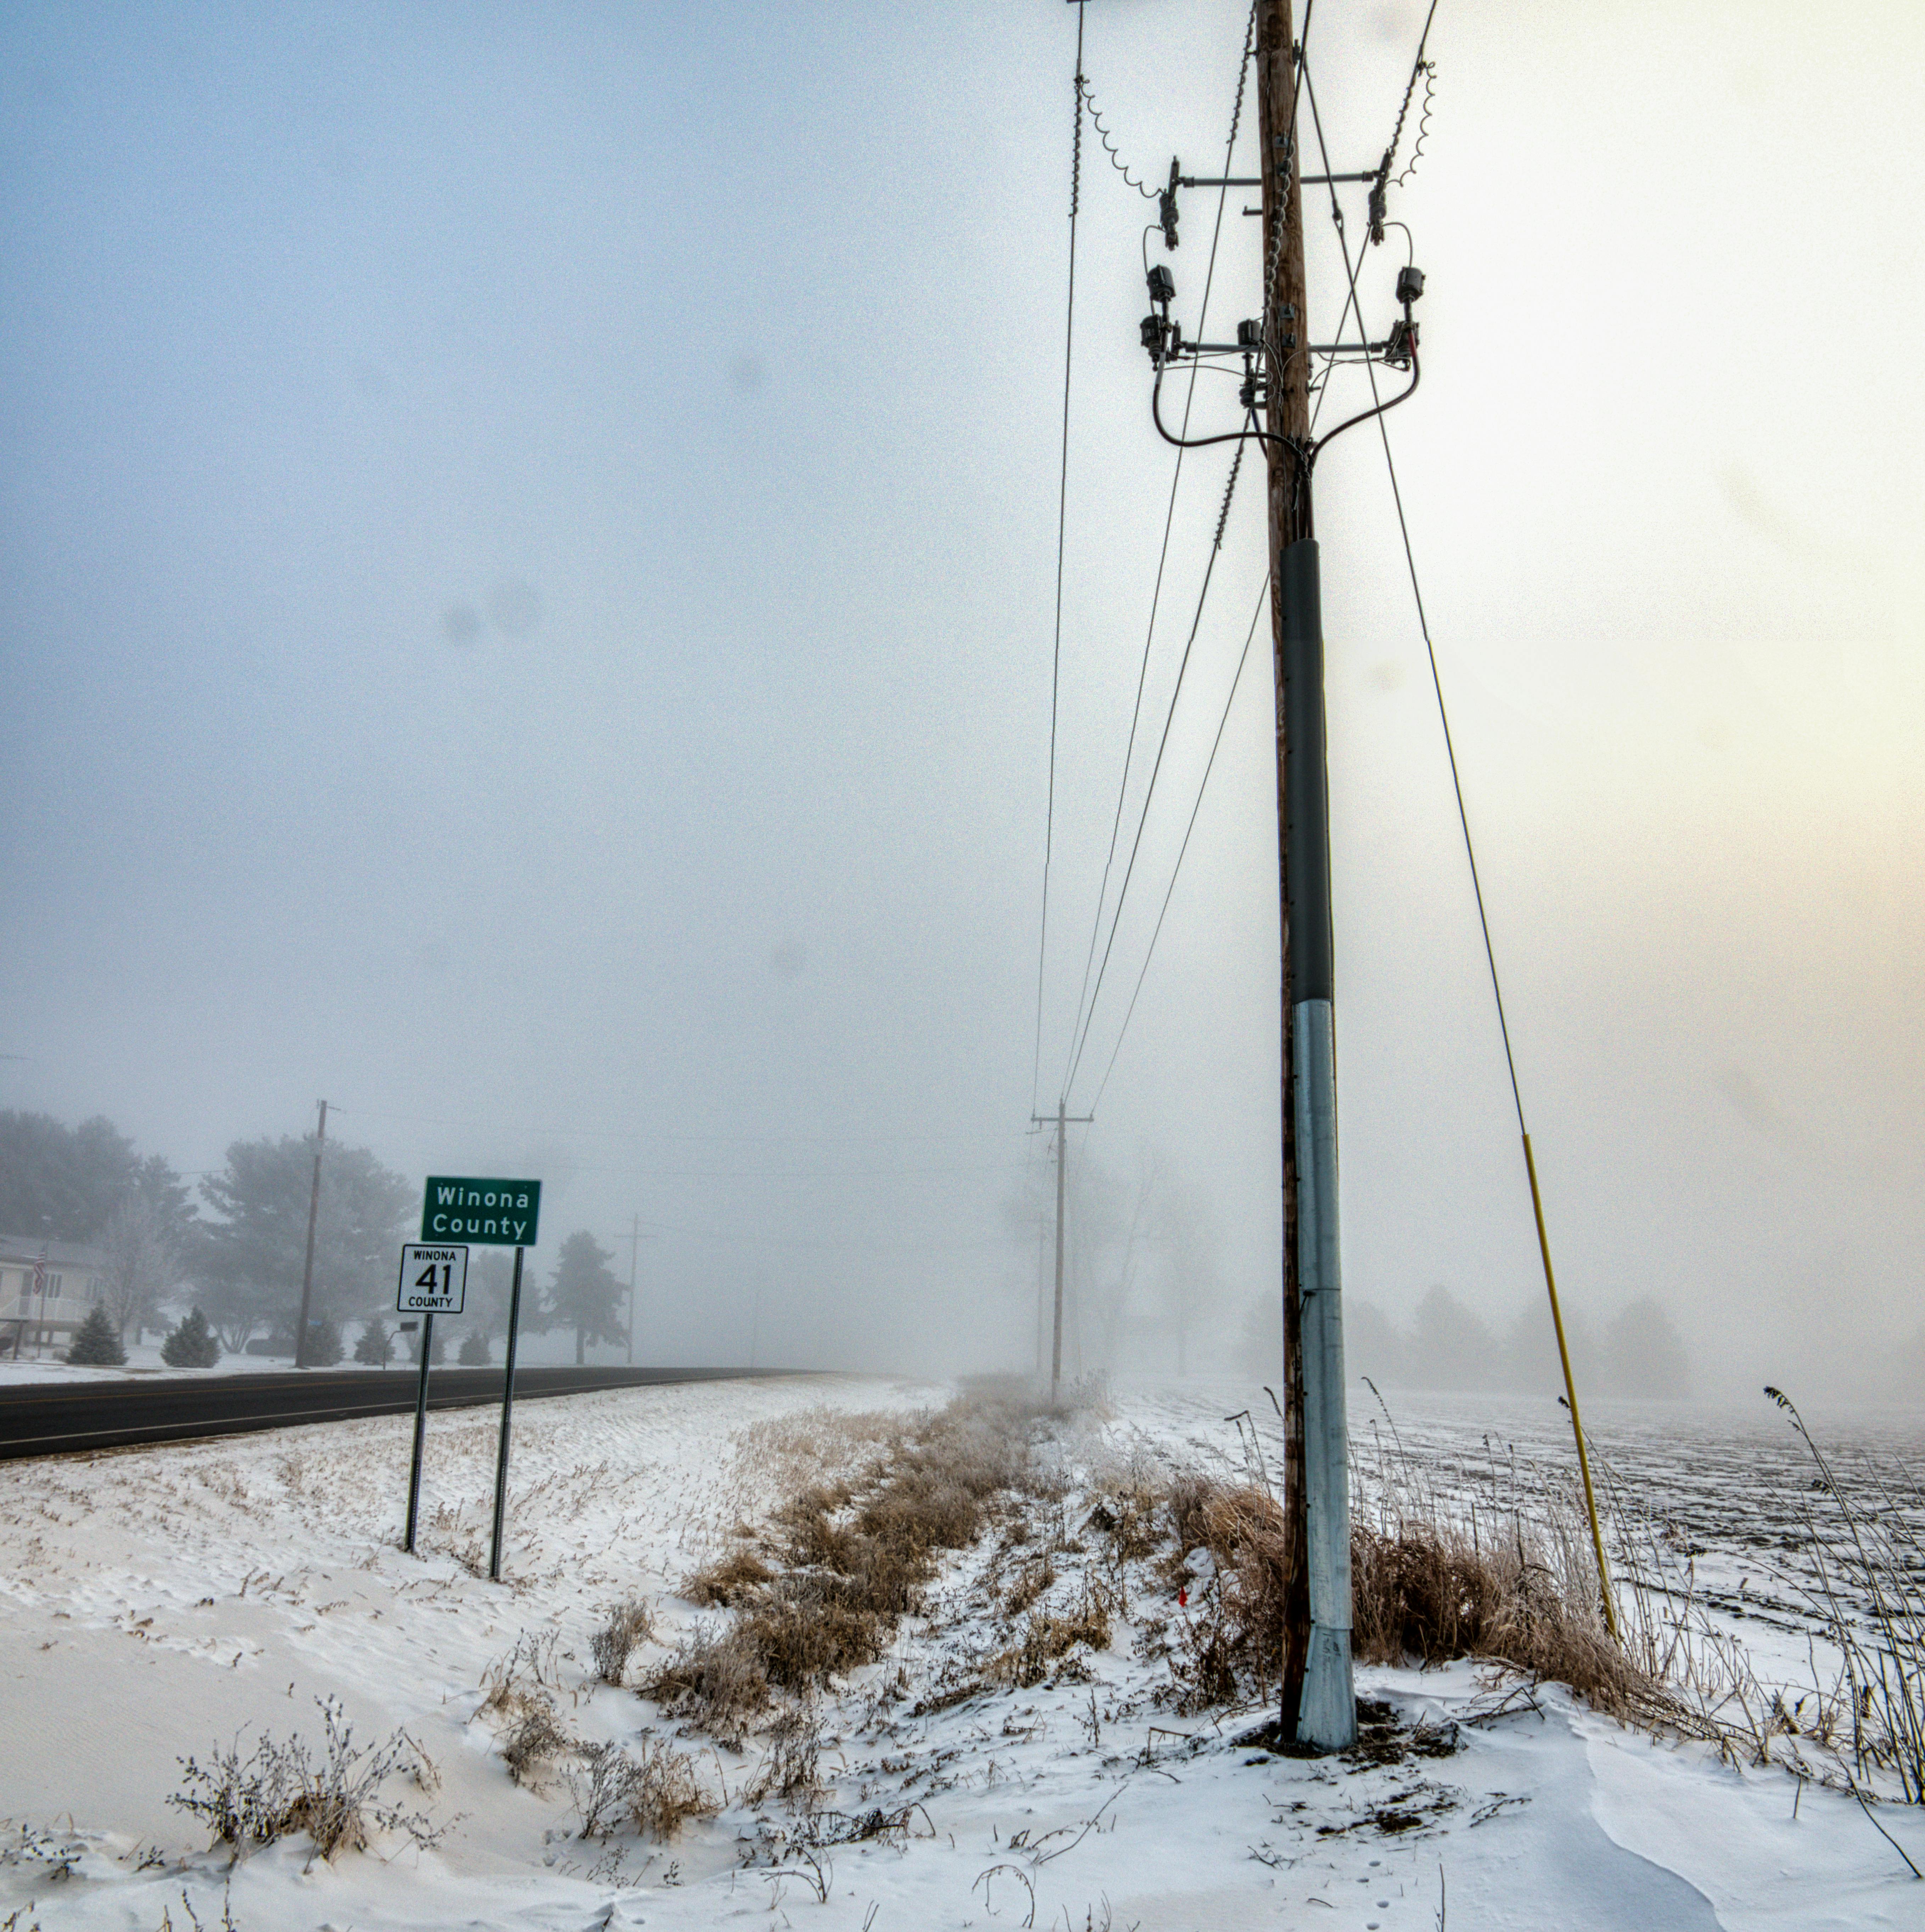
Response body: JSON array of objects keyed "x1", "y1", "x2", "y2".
[
  {"x1": 1063, "y1": 440, "x2": 1247, "y2": 1101},
  {"x1": 345, "y1": 1106, "x2": 1021, "y2": 1149},
  {"x1": 1031, "y1": 1, "x2": 1087, "y2": 1119},
  {"x1": 618, "y1": 1214, "x2": 1026, "y2": 1256},
  {"x1": 1060, "y1": 6, "x2": 1258, "y2": 1094},
  {"x1": 1386, "y1": 1, "x2": 1439, "y2": 189},
  {"x1": 1092, "y1": 573, "x2": 1272, "y2": 1110}
]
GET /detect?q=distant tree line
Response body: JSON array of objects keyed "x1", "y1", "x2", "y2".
[
  {"x1": 1242, "y1": 1282, "x2": 1694, "y2": 1399},
  {"x1": 3, "y1": 1109, "x2": 630, "y2": 1366}
]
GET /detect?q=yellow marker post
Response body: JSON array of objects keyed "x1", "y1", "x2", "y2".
[{"x1": 1522, "y1": 1133, "x2": 1618, "y2": 1641}]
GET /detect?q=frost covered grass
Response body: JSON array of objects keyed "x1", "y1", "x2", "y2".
[
  {"x1": 1762, "y1": 1387, "x2": 1925, "y2": 1803},
  {"x1": 1342, "y1": 1379, "x2": 1925, "y2": 1801}
]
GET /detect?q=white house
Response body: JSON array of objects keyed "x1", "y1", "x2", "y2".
[{"x1": 0, "y1": 1236, "x2": 107, "y2": 1354}]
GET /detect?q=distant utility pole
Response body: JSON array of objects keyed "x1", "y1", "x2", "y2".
[
  {"x1": 293, "y1": 1099, "x2": 329, "y2": 1370},
  {"x1": 1032, "y1": 1099, "x2": 1093, "y2": 1402},
  {"x1": 1257, "y1": 0, "x2": 1356, "y2": 1750},
  {"x1": 624, "y1": 1215, "x2": 656, "y2": 1366}
]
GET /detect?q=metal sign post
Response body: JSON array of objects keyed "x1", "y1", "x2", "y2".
[
  {"x1": 489, "y1": 1245, "x2": 524, "y2": 1582},
  {"x1": 397, "y1": 1242, "x2": 468, "y2": 1554},
  {"x1": 417, "y1": 1178, "x2": 542, "y2": 1582}
]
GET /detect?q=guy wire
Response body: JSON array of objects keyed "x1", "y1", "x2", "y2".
[{"x1": 1301, "y1": 38, "x2": 1524, "y2": 1129}]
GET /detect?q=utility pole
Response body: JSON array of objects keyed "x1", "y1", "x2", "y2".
[
  {"x1": 1032, "y1": 1099, "x2": 1093, "y2": 1403},
  {"x1": 627, "y1": 1214, "x2": 638, "y2": 1365},
  {"x1": 1257, "y1": 0, "x2": 1355, "y2": 1749},
  {"x1": 623, "y1": 1217, "x2": 657, "y2": 1366},
  {"x1": 293, "y1": 1099, "x2": 329, "y2": 1370}
]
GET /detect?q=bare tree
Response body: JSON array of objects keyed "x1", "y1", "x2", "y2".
[{"x1": 99, "y1": 1194, "x2": 181, "y2": 1342}]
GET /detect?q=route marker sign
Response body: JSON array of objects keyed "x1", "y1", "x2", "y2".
[
  {"x1": 409, "y1": 1173, "x2": 541, "y2": 1581},
  {"x1": 397, "y1": 1243, "x2": 468, "y2": 1315},
  {"x1": 420, "y1": 1176, "x2": 541, "y2": 1247}
]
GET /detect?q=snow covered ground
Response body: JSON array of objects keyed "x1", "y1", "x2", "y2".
[{"x1": 1, "y1": 1374, "x2": 1920, "y2": 1930}]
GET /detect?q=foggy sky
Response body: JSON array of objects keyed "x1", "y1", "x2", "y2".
[{"x1": 3, "y1": 1, "x2": 1920, "y2": 1399}]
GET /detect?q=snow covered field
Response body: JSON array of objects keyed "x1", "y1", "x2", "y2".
[{"x1": 1, "y1": 1374, "x2": 1920, "y2": 1930}]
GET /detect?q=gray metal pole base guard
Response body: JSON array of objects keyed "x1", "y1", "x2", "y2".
[{"x1": 1295, "y1": 995, "x2": 1355, "y2": 1750}]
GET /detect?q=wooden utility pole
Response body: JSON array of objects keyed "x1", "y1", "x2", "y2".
[
  {"x1": 1257, "y1": 0, "x2": 1356, "y2": 1750},
  {"x1": 626, "y1": 1213, "x2": 639, "y2": 1365},
  {"x1": 293, "y1": 1099, "x2": 329, "y2": 1369},
  {"x1": 1033, "y1": 1100, "x2": 1093, "y2": 1402},
  {"x1": 624, "y1": 1219, "x2": 657, "y2": 1367}
]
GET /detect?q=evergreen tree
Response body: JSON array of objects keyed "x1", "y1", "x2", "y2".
[
  {"x1": 1601, "y1": 1297, "x2": 1692, "y2": 1398},
  {"x1": 304, "y1": 1313, "x2": 344, "y2": 1366},
  {"x1": 545, "y1": 1231, "x2": 626, "y2": 1365},
  {"x1": 161, "y1": 1307, "x2": 221, "y2": 1367},
  {"x1": 465, "y1": 1250, "x2": 520, "y2": 1341},
  {"x1": 458, "y1": 1329, "x2": 491, "y2": 1366},
  {"x1": 194, "y1": 1135, "x2": 413, "y2": 1349},
  {"x1": 0, "y1": 1111, "x2": 139, "y2": 1241},
  {"x1": 1408, "y1": 1287, "x2": 1501, "y2": 1391},
  {"x1": 66, "y1": 1304, "x2": 127, "y2": 1366},
  {"x1": 354, "y1": 1318, "x2": 394, "y2": 1366}
]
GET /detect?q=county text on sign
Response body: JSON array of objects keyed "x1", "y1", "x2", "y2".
[
  {"x1": 420, "y1": 1177, "x2": 541, "y2": 1247},
  {"x1": 397, "y1": 1243, "x2": 469, "y2": 1314}
]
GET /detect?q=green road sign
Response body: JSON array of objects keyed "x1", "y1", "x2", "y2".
[{"x1": 421, "y1": 1176, "x2": 541, "y2": 1247}]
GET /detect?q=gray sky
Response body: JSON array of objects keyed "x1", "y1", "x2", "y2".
[{"x1": 3, "y1": 1, "x2": 1920, "y2": 1396}]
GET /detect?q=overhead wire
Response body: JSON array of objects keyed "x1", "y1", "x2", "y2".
[
  {"x1": 1030, "y1": 1, "x2": 1088, "y2": 1119},
  {"x1": 1298, "y1": 54, "x2": 1421, "y2": 457},
  {"x1": 1091, "y1": 573, "x2": 1271, "y2": 1110},
  {"x1": 1062, "y1": 439, "x2": 1246, "y2": 1102},
  {"x1": 1059, "y1": 2, "x2": 1258, "y2": 1100},
  {"x1": 1079, "y1": 75, "x2": 1161, "y2": 199},
  {"x1": 1074, "y1": 1, "x2": 1322, "y2": 1106},
  {"x1": 1387, "y1": 2, "x2": 1439, "y2": 187}
]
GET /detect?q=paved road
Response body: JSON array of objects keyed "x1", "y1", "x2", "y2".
[{"x1": 0, "y1": 1365, "x2": 775, "y2": 1460}]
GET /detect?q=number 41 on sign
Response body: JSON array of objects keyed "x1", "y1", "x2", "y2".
[{"x1": 397, "y1": 1243, "x2": 468, "y2": 1315}]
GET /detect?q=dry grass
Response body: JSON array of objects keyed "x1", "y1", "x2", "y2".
[
  {"x1": 1158, "y1": 1477, "x2": 1291, "y2": 1711},
  {"x1": 1758, "y1": 1390, "x2": 1924, "y2": 1800},
  {"x1": 743, "y1": 1703, "x2": 828, "y2": 1810},
  {"x1": 590, "y1": 1597, "x2": 656, "y2": 1685},
  {"x1": 988, "y1": 1587, "x2": 1115, "y2": 1689},
  {"x1": 684, "y1": 1545, "x2": 775, "y2": 1608},
  {"x1": 628, "y1": 1736, "x2": 723, "y2": 1840},
  {"x1": 499, "y1": 1701, "x2": 572, "y2": 1788},
  {"x1": 1107, "y1": 1454, "x2": 1653, "y2": 1719},
  {"x1": 477, "y1": 1629, "x2": 579, "y2": 1785},
  {"x1": 562, "y1": 1736, "x2": 723, "y2": 1841},
  {"x1": 170, "y1": 1697, "x2": 442, "y2": 1859},
  {"x1": 655, "y1": 1393, "x2": 1043, "y2": 1731},
  {"x1": 1351, "y1": 1520, "x2": 1637, "y2": 1706},
  {"x1": 640, "y1": 1621, "x2": 772, "y2": 1746}
]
